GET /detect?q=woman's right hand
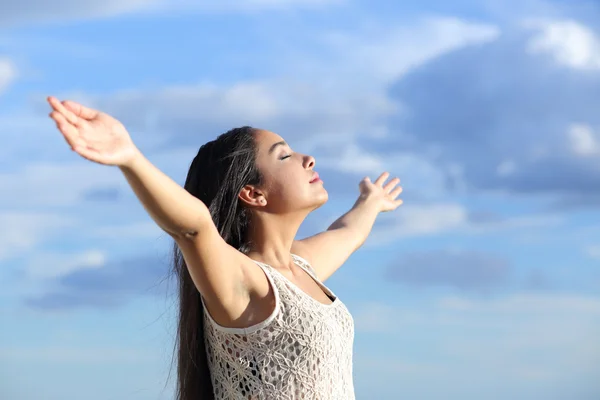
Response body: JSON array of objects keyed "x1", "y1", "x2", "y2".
[{"x1": 48, "y1": 96, "x2": 141, "y2": 167}]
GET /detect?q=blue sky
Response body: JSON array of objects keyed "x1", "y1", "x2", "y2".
[{"x1": 1, "y1": 0, "x2": 600, "y2": 399}]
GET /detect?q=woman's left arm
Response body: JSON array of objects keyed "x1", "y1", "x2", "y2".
[{"x1": 292, "y1": 172, "x2": 403, "y2": 281}]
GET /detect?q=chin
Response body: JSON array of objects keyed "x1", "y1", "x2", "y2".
[
  {"x1": 294, "y1": 187, "x2": 328, "y2": 213},
  {"x1": 308, "y1": 202, "x2": 326, "y2": 214},
  {"x1": 312, "y1": 191, "x2": 329, "y2": 210}
]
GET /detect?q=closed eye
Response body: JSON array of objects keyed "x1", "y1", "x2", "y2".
[{"x1": 280, "y1": 154, "x2": 292, "y2": 160}]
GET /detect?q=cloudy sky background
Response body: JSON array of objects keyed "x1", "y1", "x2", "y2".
[{"x1": 1, "y1": 0, "x2": 600, "y2": 399}]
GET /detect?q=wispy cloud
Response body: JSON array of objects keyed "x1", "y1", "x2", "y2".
[
  {"x1": 0, "y1": 0, "x2": 161, "y2": 27},
  {"x1": 0, "y1": 212, "x2": 76, "y2": 262},
  {"x1": 0, "y1": 57, "x2": 17, "y2": 94},
  {"x1": 56, "y1": 79, "x2": 397, "y2": 152},
  {"x1": 24, "y1": 253, "x2": 175, "y2": 311},
  {"x1": 383, "y1": 18, "x2": 600, "y2": 207},
  {"x1": 567, "y1": 123, "x2": 600, "y2": 156},
  {"x1": 319, "y1": 16, "x2": 500, "y2": 83},
  {"x1": 525, "y1": 19, "x2": 600, "y2": 70},
  {"x1": 23, "y1": 250, "x2": 106, "y2": 280},
  {"x1": 0, "y1": 161, "x2": 128, "y2": 208},
  {"x1": 366, "y1": 203, "x2": 562, "y2": 244},
  {"x1": 0, "y1": 0, "x2": 344, "y2": 27}
]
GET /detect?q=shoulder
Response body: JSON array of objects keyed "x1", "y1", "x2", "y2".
[
  {"x1": 291, "y1": 240, "x2": 314, "y2": 265},
  {"x1": 291, "y1": 240, "x2": 318, "y2": 276}
]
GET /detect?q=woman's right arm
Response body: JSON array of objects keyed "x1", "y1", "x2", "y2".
[
  {"x1": 119, "y1": 152, "x2": 252, "y2": 309},
  {"x1": 47, "y1": 96, "x2": 251, "y2": 315},
  {"x1": 120, "y1": 151, "x2": 211, "y2": 239}
]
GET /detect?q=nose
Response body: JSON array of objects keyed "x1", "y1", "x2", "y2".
[{"x1": 304, "y1": 154, "x2": 316, "y2": 170}]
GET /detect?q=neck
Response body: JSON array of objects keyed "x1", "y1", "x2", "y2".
[{"x1": 246, "y1": 210, "x2": 307, "y2": 270}]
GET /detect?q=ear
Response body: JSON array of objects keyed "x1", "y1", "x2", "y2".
[{"x1": 238, "y1": 184, "x2": 267, "y2": 207}]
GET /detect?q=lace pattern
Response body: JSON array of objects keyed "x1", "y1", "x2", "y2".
[{"x1": 201, "y1": 254, "x2": 355, "y2": 399}]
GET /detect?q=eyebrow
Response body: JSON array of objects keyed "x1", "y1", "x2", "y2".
[{"x1": 268, "y1": 140, "x2": 288, "y2": 155}]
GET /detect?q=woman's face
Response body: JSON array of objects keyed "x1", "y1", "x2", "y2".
[{"x1": 249, "y1": 129, "x2": 328, "y2": 213}]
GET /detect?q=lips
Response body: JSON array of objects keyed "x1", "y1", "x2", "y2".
[{"x1": 309, "y1": 172, "x2": 320, "y2": 183}]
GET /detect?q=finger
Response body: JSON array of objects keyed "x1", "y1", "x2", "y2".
[
  {"x1": 394, "y1": 199, "x2": 404, "y2": 207},
  {"x1": 63, "y1": 100, "x2": 99, "y2": 121},
  {"x1": 48, "y1": 96, "x2": 80, "y2": 126},
  {"x1": 389, "y1": 186, "x2": 403, "y2": 199},
  {"x1": 73, "y1": 144, "x2": 106, "y2": 164},
  {"x1": 50, "y1": 111, "x2": 81, "y2": 149},
  {"x1": 383, "y1": 177, "x2": 401, "y2": 193},
  {"x1": 374, "y1": 172, "x2": 390, "y2": 186}
]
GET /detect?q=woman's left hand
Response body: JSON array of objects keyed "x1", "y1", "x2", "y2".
[{"x1": 358, "y1": 172, "x2": 403, "y2": 212}]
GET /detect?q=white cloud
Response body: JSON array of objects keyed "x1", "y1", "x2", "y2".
[
  {"x1": 155, "y1": 82, "x2": 281, "y2": 122},
  {"x1": 526, "y1": 19, "x2": 600, "y2": 70},
  {"x1": 366, "y1": 203, "x2": 562, "y2": 245},
  {"x1": 63, "y1": 78, "x2": 398, "y2": 152},
  {"x1": 366, "y1": 203, "x2": 468, "y2": 246},
  {"x1": 320, "y1": 143, "x2": 384, "y2": 175},
  {"x1": 0, "y1": 212, "x2": 76, "y2": 262},
  {"x1": 0, "y1": 161, "x2": 127, "y2": 208},
  {"x1": 320, "y1": 16, "x2": 500, "y2": 83},
  {"x1": 24, "y1": 250, "x2": 106, "y2": 280},
  {"x1": 0, "y1": 57, "x2": 17, "y2": 94},
  {"x1": 382, "y1": 17, "x2": 600, "y2": 202},
  {"x1": 568, "y1": 123, "x2": 600, "y2": 156},
  {"x1": 0, "y1": 14, "x2": 495, "y2": 252},
  {"x1": 393, "y1": 203, "x2": 469, "y2": 235},
  {"x1": 314, "y1": 140, "x2": 449, "y2": 200},
  {"x1": 18, "y1": 17, "x2": 500, "y2": 201}
]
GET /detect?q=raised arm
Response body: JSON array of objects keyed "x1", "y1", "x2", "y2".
[
  {"x1": 293, "y1": 172, "x2": 403, "y2": 282},
  {"x1": 48, "y1": 97, "x2": 251, "y2": 317}
]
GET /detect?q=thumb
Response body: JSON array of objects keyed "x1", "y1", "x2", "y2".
[{"x1": 359, "y1": 176, "x2": 371, "y2": 189}]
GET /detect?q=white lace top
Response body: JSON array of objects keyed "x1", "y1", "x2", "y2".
[{"x1": 201, "y1": 253, "x2": 355, "y2": 400}]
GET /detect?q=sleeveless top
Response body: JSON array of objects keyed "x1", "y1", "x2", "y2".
[{"x1": 201, "y1": 253, "x2": 355, "y2": 400}]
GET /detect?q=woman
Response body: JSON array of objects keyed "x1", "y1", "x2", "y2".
[{"x1": 47, "y1": 96, "x2": 403, "y2": 399}]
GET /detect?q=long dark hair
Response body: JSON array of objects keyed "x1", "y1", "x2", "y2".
[{"x1": 170, "y1": 126, "x2": 263, "y2": 400}]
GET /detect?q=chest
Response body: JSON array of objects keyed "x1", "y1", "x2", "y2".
[{"x1": 242, "y1": 267, "x2": 337, "y2": 329}]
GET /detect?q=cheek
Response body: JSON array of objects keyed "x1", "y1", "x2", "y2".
[
  {"x1": 262, "y1": 170, "x2": 287, "y2": 196},
  {"x1": 269, "y1": 170, "x2": 306, "y2": 198},
  {"x1": 261, "y1": 163, "x2": 309, "y2": 199}
]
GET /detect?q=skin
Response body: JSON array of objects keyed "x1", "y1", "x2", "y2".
[
  {"x1": 241, "y1": 129, "x2": 329, "y2": 270},
  {"x1": 234, "y1": 128, "x2": 403, "y2": 311},
  {"x1": 46, "y1": 96, "x2": 403, "y2": 327}
]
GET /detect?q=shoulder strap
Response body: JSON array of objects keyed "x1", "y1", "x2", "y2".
[{"x1": 291, "y1": 253, "x2": 318, "y2": 278}]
